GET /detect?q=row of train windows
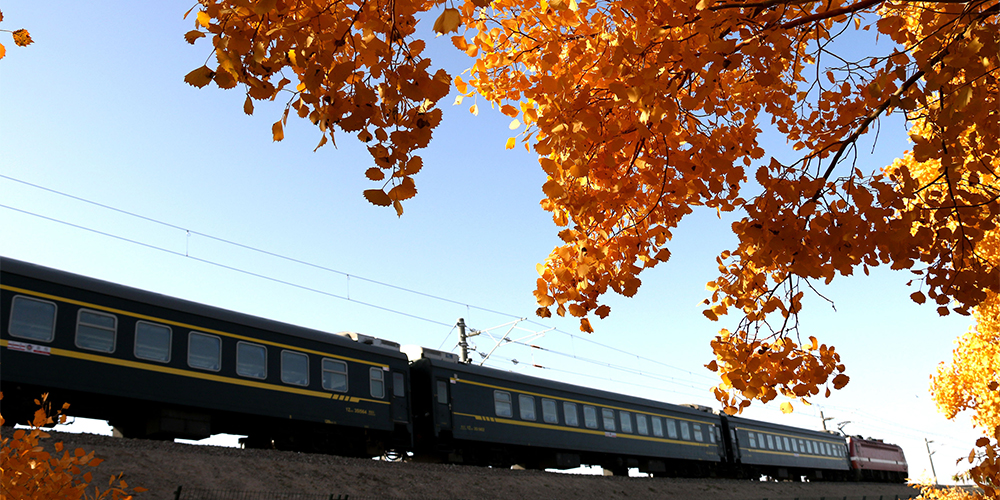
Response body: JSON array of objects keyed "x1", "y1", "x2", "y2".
[
  {"x1": 493, "y1": 390, "x2": 716, "y2": 443},
  {"x1": 746, "y1": 431, "x2": 845, "y2": 457},
  {"x1": 7, "y1": 295, "x2": 397, "y2": 399}
]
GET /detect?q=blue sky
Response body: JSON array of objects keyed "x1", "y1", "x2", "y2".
[{"x1": 0, "y1": 0, "x2": 984, "y2": 482}]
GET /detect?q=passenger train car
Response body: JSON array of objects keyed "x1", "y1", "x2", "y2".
[
  {"x1": 0, "y1": 257, "x2": 411, "y2": 456},
  {"x1": 406, "y1": 347, "x2": 724, "y2": 476},
  {"x1": 0, "y1": 257, "x2": 908, "y2": 481}
]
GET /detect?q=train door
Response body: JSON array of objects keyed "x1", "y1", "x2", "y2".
[
  {"x1": 434, "y1": 377, "x2": 452, "y2": 433},
  {"x1": 391, "y1": 371, "x2": 408, "y2": 422}
]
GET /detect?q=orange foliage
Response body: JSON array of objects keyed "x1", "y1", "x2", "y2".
[
  {"x1": 0, "y1": 394, "x2": 146, "y2": 500},
  {"x1": 917, "y1": 484, "x2": 987, "y2": 500},
  {"x1": 182, "y1": 0, "x2": 451, "y2": 217},
  {"x1": 932, "y1": 289, "x2": 1000, "y2": 498},
  {"x1": 185, "y1": 0, "x2": 997, "y2": 486}
]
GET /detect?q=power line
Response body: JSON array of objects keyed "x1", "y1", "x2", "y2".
[
  {"x1": 0, "y1": 174, "x2": 522, "y2": 321},
  {"x1": 0, "y1": 203, "x2": 453, "y2": 329}
]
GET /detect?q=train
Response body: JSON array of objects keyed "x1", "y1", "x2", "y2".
[{"x1": 0, "y1": 257, "x2": 907, "y2": 482}]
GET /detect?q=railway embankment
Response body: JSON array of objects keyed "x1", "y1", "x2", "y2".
[{"x1": 30, "y1": 429, "x2": 927, "y2": 500}]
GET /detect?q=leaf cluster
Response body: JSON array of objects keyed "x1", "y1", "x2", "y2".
[
  {"x1": 0, "y1": 10, "x2": 34, "y2": 61},
  {"x1": 0, "y1": 393, "x2": 146, "y2": 500},
  {"x1": 185, "y1": 0, "x2": 453, "y2": 216}
]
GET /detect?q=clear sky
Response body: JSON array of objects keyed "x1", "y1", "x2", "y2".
[{"x1": 0, "y1": 0, "x2": 984, "y2": 483}]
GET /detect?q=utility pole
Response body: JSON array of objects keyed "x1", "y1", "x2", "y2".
[
  {"x1": 925, "y1": 438, "x2": 939, "y2": 485},
  {"x1": 820, "y1": 411, "x2": 834, "y2": 432}
]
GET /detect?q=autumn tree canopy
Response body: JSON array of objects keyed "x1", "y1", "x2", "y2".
[{"x1": 181, "y1": 0, "x2": 996, "y2": 489}]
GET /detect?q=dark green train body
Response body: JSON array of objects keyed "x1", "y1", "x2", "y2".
[{"x1": 0, "y1": 257, "x2": 905, "y2": 481}]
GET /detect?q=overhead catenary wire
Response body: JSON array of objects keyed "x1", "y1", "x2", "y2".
[{"x1": 0, "y1": 204, "x2": 453, "y2": 329}]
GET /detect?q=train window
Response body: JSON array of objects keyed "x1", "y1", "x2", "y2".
[
  {"x1": 135, "y1": 321, "x2": 171, "y2": 362},
  {"x1": 436, "y1": 380, "x2": 448, "y2": 404},
  {"x1": 583, "y1": 406, "x2": 598, "y2": 429},
  {"x1": 236, "y1": 342, "x2": 267, "y2": 379},
  {"x1": 709, "y1": 426, "x2": 717, "y2": 443},
  {"x1": 322, "y1": 359, "x2": 348, "y2": 392},
  {"x1": 9, "y1": 295, "x2": 57, "y2": 342},
  {"x1": 766, "y1": 434, "x2": 774, "y2": 450},
  {"x1": 825, "y1": 442, "x2": 832, "y2": 456},
  {"x1": 693, "y1": 423, "x2": 704, "y2": 442},
  {"x1": 807, "y1": 441, "x2": 814, "y2": 454},
  {"x1": 281, "y1": 350, "x2": 309, "y2": 386},
  {"x1": 542, "y1": 398, "x2": 558, "y2": 424},
  {"x1": 189, "y1": 332, "x2": 221, "y2": 371},
  {"x1": 666, "y1": 419, "x2": 678, "y2": 439},
  {"x1": 636, "y1": 414, "x2": 649, "y2": 435},
  {"x1": 602, "y1": 409, "x2": 615, "y2": 432},
  {"x1": 651, "y1": 417, "x2": 664, "y2": 437},
  {"x1": 782, "y1": 437, "x2": 791, "y2": 451},
  {"x1": 748, "y1": 432, "x2": 757, "y2": 448},
  {"x1": 619, "y1": 412, "x2": 632, "y2": 433},
  {"x1": 563, "y1": 402, "x2": 579, "y2": 427},
  {"x1": 494, "y1": 391, "x2": 512, "y2": 418},
  {"x1": 75, "y1": 309, "x2": 116, "y2": 353},
  {"x1": 680, "y1": 421, "x2": 691, "y2": 440},
  {"x1": 519, "y1": 395, "x2": 536, "y2": 421},
  {"x1": 790, "y1": 438, "x2": 798, "y2": 453},
  {"x1": 370, "y1": 367, "x2": 385, "y2": 398},
  {"x1": 393, "y1": 372, "x2": 405, "y2": 398}
]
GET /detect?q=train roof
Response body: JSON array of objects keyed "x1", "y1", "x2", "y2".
[
  {"x1": 0, "y1": 256, "x2": 408, "y2": 362},
  {"x1": 725, "y1": 413, "x2": 846, "y2": 441}
]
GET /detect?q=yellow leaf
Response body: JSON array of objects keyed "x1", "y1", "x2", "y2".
[
  {"x1": 214, "y1": 68, "x2": 237, "y2": 89},
  {"x1": 393, "y1": 200, "x2": 404, "y2": 217},
  {"x1": 470, "y1": 103, "x2": 479, "y2": 116},
  {"x1": 695, "y1": 0, "x2": 713, "y2": 10},
  {"x1": 0, "y1": 42, "x2": 6, "y2": 61},
  {"x1": 243, "y1": 96, "x2": 254, "y2": 115},
  {"x1": 271, "y1": 120, "x2": 284, "y2": 142},
  {"x1": 780, "y1": 402, "x2": 793, "y2": 414},
  {"x1": 254, "y1": 0, "x2": 278, "y2": 16},
  {"x1": 455, "y1": 75, "x2": 469, "y2": 95},
  {"x1": 184, "y1": 66, "x2": 215, "y2": 88},
  {"x1": 196, "y1": 11, "x2": 211, "y2": 28},
  {"x1": 388, "y1": 177, "x2": 418, "y2": 201},
  {"x1": 313, "y1": 134, "x2": 328, "y2": 152},
  {"x1": 363, "y1": 189, "x2": 393, "y2": 207},
  {"x1": 505, "y1": 137, "x2": 516, "y2": 149},
  {"x1": 509, "y1": 118, "x2": 521, "y2": 130},
  {"x1": 954, "y1": 86, "x2": 972, "y2": 111},
  {"x1": 184, "y1": 30, "x2": 206, "y2": 44},
  {"x1": 365, "y1": 167, "x2": 385, "y2": 181},
  {"x1": 12, "y1": 29, "x2": 32, "y2": 47},
  {"x1": 432, "y1": 8, "x2": 462, "y2": 35}
]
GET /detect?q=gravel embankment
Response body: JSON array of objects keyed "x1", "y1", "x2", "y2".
[{"x1": 20, "y1": 429, "x2": 923, "y2": 500}]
